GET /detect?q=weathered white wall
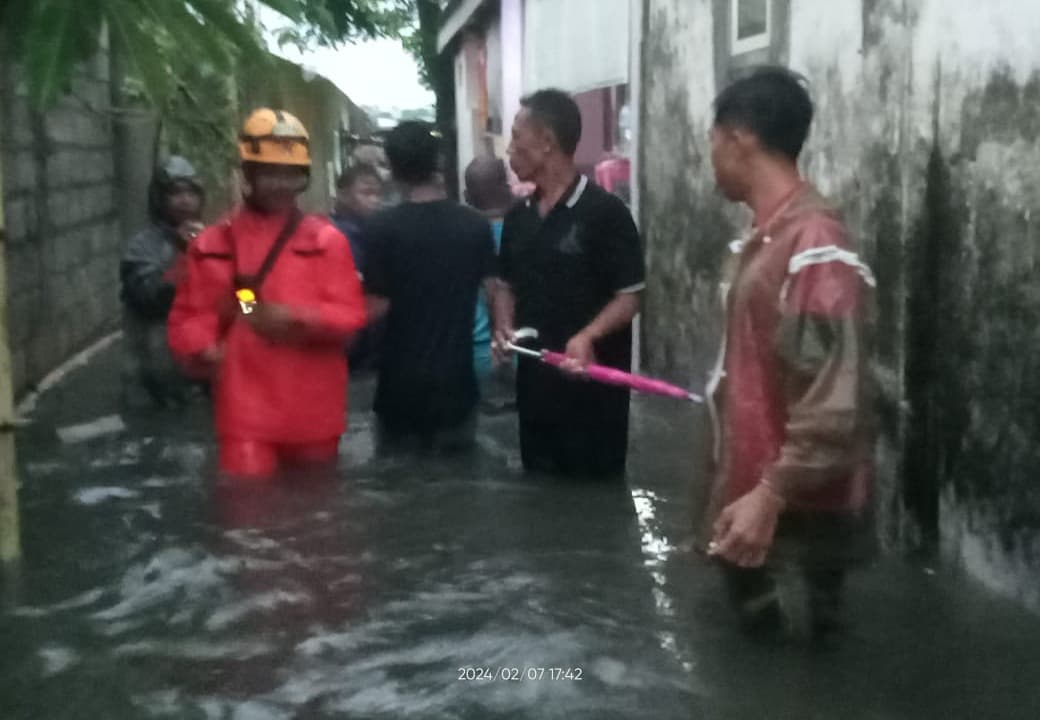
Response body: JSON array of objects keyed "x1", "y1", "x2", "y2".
[
  {"x1": 640, "y1": 0, "x2": 733, "y2": 383},
  {"x1": 523, "y1": 0, "x2": 630, "y2": 94},
  {"x1": 454, "y1": 46, "x2": 475, "y2": 195},
  {"x1": 500, "y1": 0, "x2": 524, "y2": 143}
]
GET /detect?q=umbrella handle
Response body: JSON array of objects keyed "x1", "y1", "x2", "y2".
[
  {"x1": 504, "y1": 342, "x2": 542, "y2": 359},
  {"x1": 542, "y1": 351, "x2": 701, "y2": 402}
]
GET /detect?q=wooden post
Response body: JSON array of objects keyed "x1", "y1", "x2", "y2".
[{"x1": 0, "y1": 149, "x2": 22, "y2": 565}]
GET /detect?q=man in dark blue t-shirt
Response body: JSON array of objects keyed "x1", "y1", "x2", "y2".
[
  {"x1": 331, "y1": 163, "x2": 384, "y2": 374},
  {"x1": 331, "y1": 163, "x2": 383, "y2": 274},
  {"x1": 364, "y1": 122, "x2": 500, "y2": 451}
]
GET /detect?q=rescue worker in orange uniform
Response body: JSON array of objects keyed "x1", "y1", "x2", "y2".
[{"x1": 168, "y1": 109, "x2": 367, "y2": 480}]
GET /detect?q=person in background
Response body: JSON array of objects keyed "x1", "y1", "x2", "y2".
[
  {"x1": 494, "y1": 89, "x2": 645, "y2": 479},
  {"x1": 330, "y1": 163, "x2": 382, "y2": 276},
  {"x1": 702, "y1": 67, "x2": 875, "y2": 646},
  {"x1": 463, "y1": 156, "x2": 514, "y2": 405},
  {"x1": 364, "y1": 121, "x2": 499, "y2": 452},
  {"x1": 331, "y1": 163, "x2": 384, "y2": 374},
  {"x1": 168, "y1": 108, "x2": 366, "y2": 481},
  {"x1": 120, "y1": 155, "x2": 205, "y2": 408},
  {"x1": 354, "y1": 143, "x2": 398, "y2": 207}
]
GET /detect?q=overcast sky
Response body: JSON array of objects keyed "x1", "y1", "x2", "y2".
[{"x1": 257, "y1": 7, "x2": 436, "y2": 111}]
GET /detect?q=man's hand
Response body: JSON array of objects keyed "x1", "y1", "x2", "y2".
[
  {"x1": 365, "y1": 294, "x2": 390, "y2": 324},
  {"x1": 709, "y1": 483, "x2": 785, "y2": 568},
  {"x1": 199, "y1": 344, "x2": 223, "y2": 366},
  {"x1": 245, "y1": 303, "x2": 302, "y2": 343},
  {"x1": 183, "y1": 343, "x2": 223, "y2": 380},
  {"x1": 562, "y1": 331, "x2": 597, "y2": 375},
  {"x1": 492, "y1": 325, "x2": 515, "y2": 364},
  {"x1": 489, "y1": 280, "x2": 515, "y2": 365},
  {"x1": 175, "y1": 220, "x2": 205, "y2": 249}
]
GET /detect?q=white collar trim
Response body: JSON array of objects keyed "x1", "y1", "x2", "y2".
[
  {"x1": 565, "y1": 175, "x2": 589, "y2": 208},
  {"x1": 524, "y1": 174, "x2": 589, "y2": 210}
]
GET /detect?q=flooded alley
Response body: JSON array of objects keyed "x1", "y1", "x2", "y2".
[
  {"x1": 2, "y1": 341, "x2": 1039, "y2": 720},
  {"x1": 5, "y1": 1, "x2": 1040, "y2": 718}
]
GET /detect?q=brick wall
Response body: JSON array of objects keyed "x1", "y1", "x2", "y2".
[{"x1": 1, "y1": 52, "x2": 121, "y2": 398}]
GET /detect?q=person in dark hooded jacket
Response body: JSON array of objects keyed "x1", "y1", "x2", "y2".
[{"x1": 120, "y1": 155, "x2": 205, "y2": 407}]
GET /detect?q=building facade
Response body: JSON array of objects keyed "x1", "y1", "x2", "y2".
[{"x1": 439, "y1": 0, "x2": 636, "y2": 201}]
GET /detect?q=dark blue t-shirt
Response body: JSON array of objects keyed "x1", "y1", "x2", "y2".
[
  {"x1": 365, "y1": 200, "x2": 497, "y2": 431},
  {"x1": 330, "y1": 211, "x2": 367, "y2": 277}
]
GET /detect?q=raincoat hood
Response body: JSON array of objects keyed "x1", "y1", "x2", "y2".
[{"x1": 148, "y1": 156, "x2": 203, "y2": 224}]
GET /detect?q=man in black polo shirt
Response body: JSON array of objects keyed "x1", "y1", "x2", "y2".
[
  {"x1": 365, "y1": 122, "x2": 499, "y2": 451},
  {"x1": 494, "y1": 89, "x2": 645, "y2": 478}
]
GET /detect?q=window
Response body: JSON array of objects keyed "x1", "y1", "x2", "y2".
[
  {"x1": 714, "y1": 1, "x2": 787, "y2": 93},
  {"x1": 731, "y1": 0, "x2": 772, "y2": 55}
]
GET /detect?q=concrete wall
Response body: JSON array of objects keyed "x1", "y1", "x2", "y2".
[
  {"x1": 500, "y1": 0, "x2": 524, "y2": 147},
  {"x1": 574, "y1": 89, "x2": 610, "y2": 175},
  {"x1": 1, "y1": 52, "x2": 121, "y2": 399},
  {"x1": 450, "y1": 0, "x2": 526, "y2": 193},
  {"x1": 641, "y1": 0, "x2": 1040, "y2": 610},
  {"x1": 453, "y1": 32, "x2": 483, "y2": 194}
]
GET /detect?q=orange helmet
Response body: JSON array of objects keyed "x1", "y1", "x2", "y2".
[{"x1": 238, "y1": 108, "x2": 311, "y2": 167}]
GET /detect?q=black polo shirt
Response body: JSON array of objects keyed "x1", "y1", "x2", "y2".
[{"x1": 500, "y1": 175, "x2": 645, "y2": 422}]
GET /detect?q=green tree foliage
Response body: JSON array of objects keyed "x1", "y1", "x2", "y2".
[
  {"x1": 0, "y1": 0, "x2": 451, "y2": 196},
  {"x1": 0, "y1": 0, "x2": 400, "y2": 109},
  {"x1": 0, "y1": 0, "x2": 417, "y2": 208},
  {"x1": 292, "y1": 0, "x2": 413, "y2": 44}
]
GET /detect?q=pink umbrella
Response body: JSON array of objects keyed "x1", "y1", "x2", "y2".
[{"x1": 505, "y1": 328, "x2": 703, "y2": 403}]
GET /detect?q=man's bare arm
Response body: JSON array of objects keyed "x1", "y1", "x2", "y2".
[
  {"x1": 490, "y1": 280, "x2": 516, "y2": 362},
  {"x1": 579, "y1": 291, "x2": 641, "y2": 343}
]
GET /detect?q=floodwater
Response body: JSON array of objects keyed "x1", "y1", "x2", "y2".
[{"x1": 3, "y1": 342, "x2": 1040, "y2": 719}]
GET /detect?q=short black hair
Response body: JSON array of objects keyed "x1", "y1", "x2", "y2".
[
  {"x1": 385, "y1": 121, "x2": 440, "y2": 184},
  {"x1": 713, "y1": 66, "x2": 814, "y2": 161},
  {"x1": 336, "y1": 163, "x2": 380, "y2": 190},
  {"x1": 520, "y1": 89, "x2": 582, "y2": 156},
  {"x1": 464, "y1": 156, "x2": 512, "y2": 212}
]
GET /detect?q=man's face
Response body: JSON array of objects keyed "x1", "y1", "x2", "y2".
[
  {"x1": 338, "y1": 175, "x2": 382, "y2": 217},
  {"x1": 165, "y1": 180, "x2": 202, "y2": 226},
  {"x1": 508, "y1": 108, "x2": 550, "y2": 183},
  {"x1": 249, "y1": 164, "x2": 308, "y2": 213},
  {"x1": 709, "y1": 124, "x2": 747, "y2": 202}
]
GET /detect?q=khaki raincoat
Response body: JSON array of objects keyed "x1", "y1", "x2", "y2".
[{"x1": 702, "y1": 184, "x2": 876, "y2": 565}]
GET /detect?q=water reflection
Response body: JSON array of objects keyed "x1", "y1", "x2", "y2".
[{"x1": 630, "y1": 488, "x2": 691, "y2": 674}]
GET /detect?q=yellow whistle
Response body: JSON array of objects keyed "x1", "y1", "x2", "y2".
[{"x1": 235, "y1": 288, "x2": 257, "y2": 315}]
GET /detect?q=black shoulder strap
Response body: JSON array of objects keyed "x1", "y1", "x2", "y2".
[{"x1": 233, "y1": 208, "x2": 303, "y2": 295}]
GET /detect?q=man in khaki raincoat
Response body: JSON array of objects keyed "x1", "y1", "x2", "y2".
[{"x1": 702, "y1": 67, "x2": 875, "y2": 645}]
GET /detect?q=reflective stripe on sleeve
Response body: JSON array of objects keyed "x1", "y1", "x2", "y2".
[
  {"x1": 780, "y1": 245, "x2": 876, "y2": 304},
  {"x1": 787, "y1": 245, "x2": 876, "y2": 287}
]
